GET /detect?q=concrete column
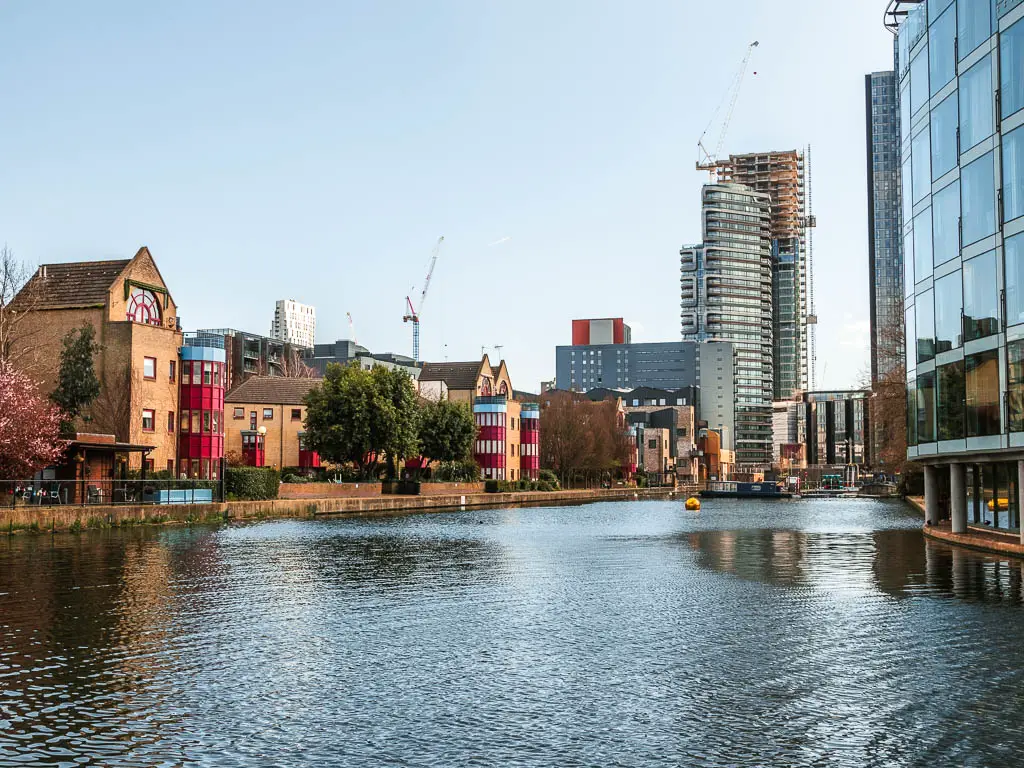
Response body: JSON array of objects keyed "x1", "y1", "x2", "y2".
[
  {"x1": 924, "y1": 464, "x2": 940, "y2": 525},
  {"x1": 1018, "y1": 461, "x2": 1024, "y2": 545},
  {"x1": 951, "y1": 463, "x2": 967, "y2": 534}
]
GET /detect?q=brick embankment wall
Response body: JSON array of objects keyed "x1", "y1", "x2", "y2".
[
  {"x1": 1, "y1": 486, "x2": 685, "y2": 533},
  {"x1": 923, "y1": 522, "x2": 1024, "y2": 559}
]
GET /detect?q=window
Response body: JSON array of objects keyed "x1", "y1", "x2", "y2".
[
  {"x1": 912, "y1": 126, "x2": 931, "y2": 204},
  {"x1": 234, "y1": 407, "x2": 244, "y2": 419},
  {"x1": 648, "y1": 439, "x2": 657, "y2": 449},
  {"x1": 961, "y1": 56, "x2": 994, "y2": 153},
  {"x1": 214, "y1": 364, "x2": 221, "y2": 387},
  {"x1": 917, "y1": 372, "x2": 936, "y2": 443},
  {"x1": 961, "y1": 152, "x2": 996, "y2": 246},
  {"x1": 910, "y1": 50, "x2": 929, "y2": 115},
  {"x1": 901, "y1": 80, "x2": 912, "y2": 143},
  {"x1": 914, "y1": 207, "x2": 933, "y2": 281},
  {"x1": 905, "y1": 305, "x2": 917, "y2": 373},
  {"x1": 1009, "y1": 339, "x2": 1024, "y2": 432},
  {"x1": 917, "y1": 289, "x2": 935, "y2": 364},
  {"x1": 203, "y1": 362, "x2": 213, "y2": 385},
  {"x1": 291, "y1": 408, "x2": 302, "y2": 421},
  {"x1": 192, "y1": 410, "x2": 201, "y2": 434},
  {"x1": 180, "y1": 411, "x2": 189, "y2": 433},
  {"x1": 930, "y1": 92, "x2": 958, "y2": 180},
  {"x1": 907, "y1": 387, "x2": 918, "y2": 447},
  {"x1": 932, "y1": 179, "x2": 960, "y2": 266},
  {"x1": 192, "y1": 362, "x2": 202, "y2": 385},
  {"x1": 203, "y1": 411, "x2": 212, "y2": 434},
  {"x1": 250, "y1": 412, "x2": 257, "y2": 430},
  {"x1": 957, "y1": 0, "x2": 990, "y2": 61},
  {"x1": 263, "y1": 408, "x2": 274, "y2": 420},
  {"x1": 167, "y1": 410, "x2": 175, "y2": 433},
  {"x1": 966, "y1": 348, "x2": 1000, "y2": 436},
  {"x1": 143, "y1": 357, "x2": 156, "y2": 380},
  {"x1": 1007, "y1": 234, "x2": 1024, "y2": 327},
  {"x1": 212, "y1": 411, "x2": 220, "y2": 435},
  {"x1": 902, "y1": 156, "x2": 914, "y2": 234},
  {"x1": 141, "y1": 409, "x2": 155, "y2": 432},
  {"x1": 904, "y1": 228, "x2": 916, "y2": 294},
  {"x1": 1004, "y1": 125, "x2": 1024, "y2": 224},
  {"x1": 126, "y1": 287, "x2": 161, "y2": 326},
  {"x1": 167, "y1": 459, "x2": 175, "y2": 475},
  {"x1": 937, "y1": 361, "x2": 966, "y2": 440},
  {"x1": 169, "y1": 361, "x2": 176, "y2": 382},
  {"x1": 144, "y1": 459, "x2": 155, "y2": 473},
  {"x1": 934, "y1": 271, "x2": 963, "y2": 352},
  {"x1": 929, "y1": 6, "x2": 956, "y2": 95},
  {"x1": 963, "y1": 250, "x2": 999, "y2": 341},
  {"x1": 1003, "y1": 18, "x2": 1024, "y2": 119}
]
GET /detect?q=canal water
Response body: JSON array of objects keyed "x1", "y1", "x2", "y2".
[{"x1": 2, "y1": 499, "x2": 1024, "y2": 766}]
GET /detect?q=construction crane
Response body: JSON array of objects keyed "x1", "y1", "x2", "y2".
[
  {"x1": 403, "y1": 236, "x2": 444, "y2": 361},
  {"x1": 696, "y1": 40, "x2": 759, "y2": 180}
]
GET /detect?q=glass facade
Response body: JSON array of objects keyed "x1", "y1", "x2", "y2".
[
  {"x1": 866, "y1": 71, "x2": 905, "y2": 386},
  {"x1": 899, "y1": 0, "x2": 1024, "y2": 483}
]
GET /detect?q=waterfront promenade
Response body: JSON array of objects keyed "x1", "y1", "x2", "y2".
[{"x1": 0, "y1": 485, "x2": 684, "y2": 533}]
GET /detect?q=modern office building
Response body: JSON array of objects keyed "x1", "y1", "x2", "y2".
[
  {"x1": 303, "y1": 339, "x2": 421, "y2": 379},
  {"x1": 802, "y1": 390, "x2": 870, "y2": 467},
  {"x1": 194, "y1": 328, "x2": 311, "y2": 389},
  {"x1": 866, "y1": 70, "x2": 906, "y2": 383},
  {"x1": 271, "y1": 299, "x2": 316, "y2": 348},
  {"x1": 705, "y1": 151, "x2": 813, "y2": 398},
  {"x1": 572, "y1": 317, "x2": 631, "y2": 345},
  {"x1": 555, "y1": 336, "x2": 735, "y2": 449},
  {"x1": 891, "y1": 0, "x2": 1024, "y2": 533},
  {"x1": 682, "y1": 183, "x2": 774, "y2": 469}
]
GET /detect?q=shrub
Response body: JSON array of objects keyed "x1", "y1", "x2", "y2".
[
  {"x1": 433, "y1": 459, "x2": 480, "y2": 483},
  {"x1": 484, "y1": 479, "x2": 500, "y2": 493},
  {"x1": 538, "y1": 469, "x2": 560, "y2": 489},
  {"x1": 225, "y1": 467, "x2": 280, "y2": 500}
]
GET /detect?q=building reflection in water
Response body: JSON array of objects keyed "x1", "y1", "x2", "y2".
[{"x1": 685, "y1": 527, "x2": 1024, "y2": 604}]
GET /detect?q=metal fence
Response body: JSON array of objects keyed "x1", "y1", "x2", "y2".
[{"x1": 3, "y1": 478, "x2": 224, "y2": 508}]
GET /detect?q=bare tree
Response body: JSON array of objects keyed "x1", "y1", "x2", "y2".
[
  {"x1": 278, "y1": 347, "x2": 318, "y2": 378},
  {"x1": 0, "y1": 245, "x2": 43, "y2": 368},
  {"x1": 871, "y1": 296, "x2": 910, "y2": 473},
  {"x1": 89, "y1": 364, "x2": 137, "y2": 441}
]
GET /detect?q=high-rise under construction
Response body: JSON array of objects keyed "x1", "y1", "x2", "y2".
[{"x1": 702, "y1": 150, "x2": 815, "y2": 400}]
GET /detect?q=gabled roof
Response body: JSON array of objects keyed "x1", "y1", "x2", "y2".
[
  {"x1": 14, "y1": 259, "x2": 131, "y2": 310},
  {"x1": 419, "y1": 360, "x2": 483, "y2": 391},
  {"x1": 225, "y1": 376, "x2": 322, "y2": 405}
]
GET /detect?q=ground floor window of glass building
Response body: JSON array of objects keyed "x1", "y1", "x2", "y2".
[{"x1": 963, "y1": 463, "x2": 1022, "y2": 531}]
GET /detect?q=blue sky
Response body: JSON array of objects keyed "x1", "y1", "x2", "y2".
[{"x1": 0, "y1": 1, "x2": 894, "y2": 392}]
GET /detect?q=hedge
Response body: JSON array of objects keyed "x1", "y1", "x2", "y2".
[{"x1": 225, "y1": 467, "x2": 280, "y2": 500}]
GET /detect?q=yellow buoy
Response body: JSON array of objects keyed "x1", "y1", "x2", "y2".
[{"x1": 685, "y1": 496, "x2": 701, "y2": 511}]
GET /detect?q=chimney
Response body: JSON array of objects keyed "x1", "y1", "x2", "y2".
[{"x1": 40, "y1": 265, "x2": 47, "y2": 279}]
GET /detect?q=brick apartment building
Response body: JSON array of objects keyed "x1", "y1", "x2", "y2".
[
  {"x1": 11, "y1": 247, "x2": 183, "y2": 472},
  {"x1": 224, "y1": 377, "x2": 321, "y2": 470},
  {"x1": 419, "y1": 355, "x2": 538, "y2": 481}
]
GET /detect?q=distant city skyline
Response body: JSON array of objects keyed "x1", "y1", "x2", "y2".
[{"x1": 0, "y1": 1, "x2": 894, "y2": 390}]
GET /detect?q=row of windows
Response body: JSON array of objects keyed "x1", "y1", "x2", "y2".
[
  {"x1": 909, "y1": 346, "x2": 1003, "y2": 444},
  {"x1": 230, "y1": 406, "x2": 303, "y2": 422},
  {"x1": 143, "y1": 356, "x2": 226, "y2": 387},
  {"x1": 180, "y1": 409, "x2": 223, "y2": 435}
]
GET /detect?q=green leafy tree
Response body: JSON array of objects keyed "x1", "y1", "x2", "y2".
[
  {"x1": 303, "y1": 363, "x2": 377, "y2": 479},
  {"x1": 370, "y1": 366, "x2": 419, "y2": 478},
  {"x1": 302, "y1": 363, "x2": 420, "y2": 480},
  {"x1": 51, "y1": 322, "x2": 101, "y2": 433},
  {"x1": 418, "y1": 398, "x2": 476, "y2": 467}
]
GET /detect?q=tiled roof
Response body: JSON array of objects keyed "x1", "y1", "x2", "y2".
[
  {"x1": 225, "y1": 376, "x2": 322, "y2": 405},
  {"x1": 418, "y1": 361, "x2": 482, "y2": 391},
  {"x1": 14, "y1": 259, "x2": 131, "y2": 310}
]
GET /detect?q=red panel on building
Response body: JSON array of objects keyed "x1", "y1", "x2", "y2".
[
  {"x1": 571, "y1": 319, "x2": 590, "y2": 346},
  {"x1": 613, "y1": 318, "x2": 625, "y2": 344}
]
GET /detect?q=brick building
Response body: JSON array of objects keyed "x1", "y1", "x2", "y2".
[
  {"x1": 224, "y1": 377, "x2": 321, "y2": 470},
  {"x1": 11, "y1": 247, "x2": 182, "y2": 472},
  {"x1": 419, "y1": 355, "x2": 538, "y2": 481}
]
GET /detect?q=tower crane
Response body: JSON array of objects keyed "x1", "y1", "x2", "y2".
[
  {"x1": 403, "y1": 236, "x2": 444, "y2": 361},
  {"x1": 696, "y1": 40, "x2": 759, "y2": 180}
]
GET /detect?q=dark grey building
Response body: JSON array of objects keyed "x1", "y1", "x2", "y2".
[
  {"x1": 802, "y1": 390, "x2": 870, "y2": 467},
  {"x1": 303, "y1": 339, "x2": 421, "y2": 378},
  {"x1": 866, "y1": 70, "x2": 904, "y2": 384}
]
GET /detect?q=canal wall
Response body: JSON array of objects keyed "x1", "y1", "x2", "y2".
[
  {"x1": 0, "y1": 486, "x2": 687, "y2": 533},
  {"x1": 924, "y1": 522, "x2": 1024, "y2": 559}
]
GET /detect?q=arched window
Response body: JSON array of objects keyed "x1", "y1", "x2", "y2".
[
  {"x1": 126, "y1": 288, "x2": 161, "y2": 326},
  {"x1": 498, "y1": 381, "x2": 509, "y2": 396},
  {"x1": 480, "y1": 378, "x2": 492, "y2": 396}
]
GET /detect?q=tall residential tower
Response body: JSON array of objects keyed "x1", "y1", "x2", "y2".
[
  {"x1": 682, "y1": 183, "x2": 773, "y2": 469},
  {"x1": 271, "y1": 299, "x2": 316, "y2": 348},
  {"x1": 865, "y1": 70, "x2": 904, "y2": 384}
]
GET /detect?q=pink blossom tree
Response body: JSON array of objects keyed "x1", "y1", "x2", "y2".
[{"x1": 0, "y1": 360, "x2": 66, "y2": 480}]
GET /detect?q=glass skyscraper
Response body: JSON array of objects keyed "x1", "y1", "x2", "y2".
[
  {"x1": 893, "y1": 0, "x2": 1024, "y2": 535},
  {"x1": 865, "y1": 70, "x2": 904, "y2": 383},
  {"x1": 682, "y1": 184, "x2": 773, "y2": 470}
]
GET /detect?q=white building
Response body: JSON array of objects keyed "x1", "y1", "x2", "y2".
[{"x1": 271, "y1": 299, "x2": 316, "y2": 348}]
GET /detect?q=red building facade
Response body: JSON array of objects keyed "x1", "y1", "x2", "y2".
[
  {"x1": 519, "y1": 402, "x2": 540, "y2": 480},
  {"x1": 177, "y1": 343, "x2": 226, "y2": 479}
]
